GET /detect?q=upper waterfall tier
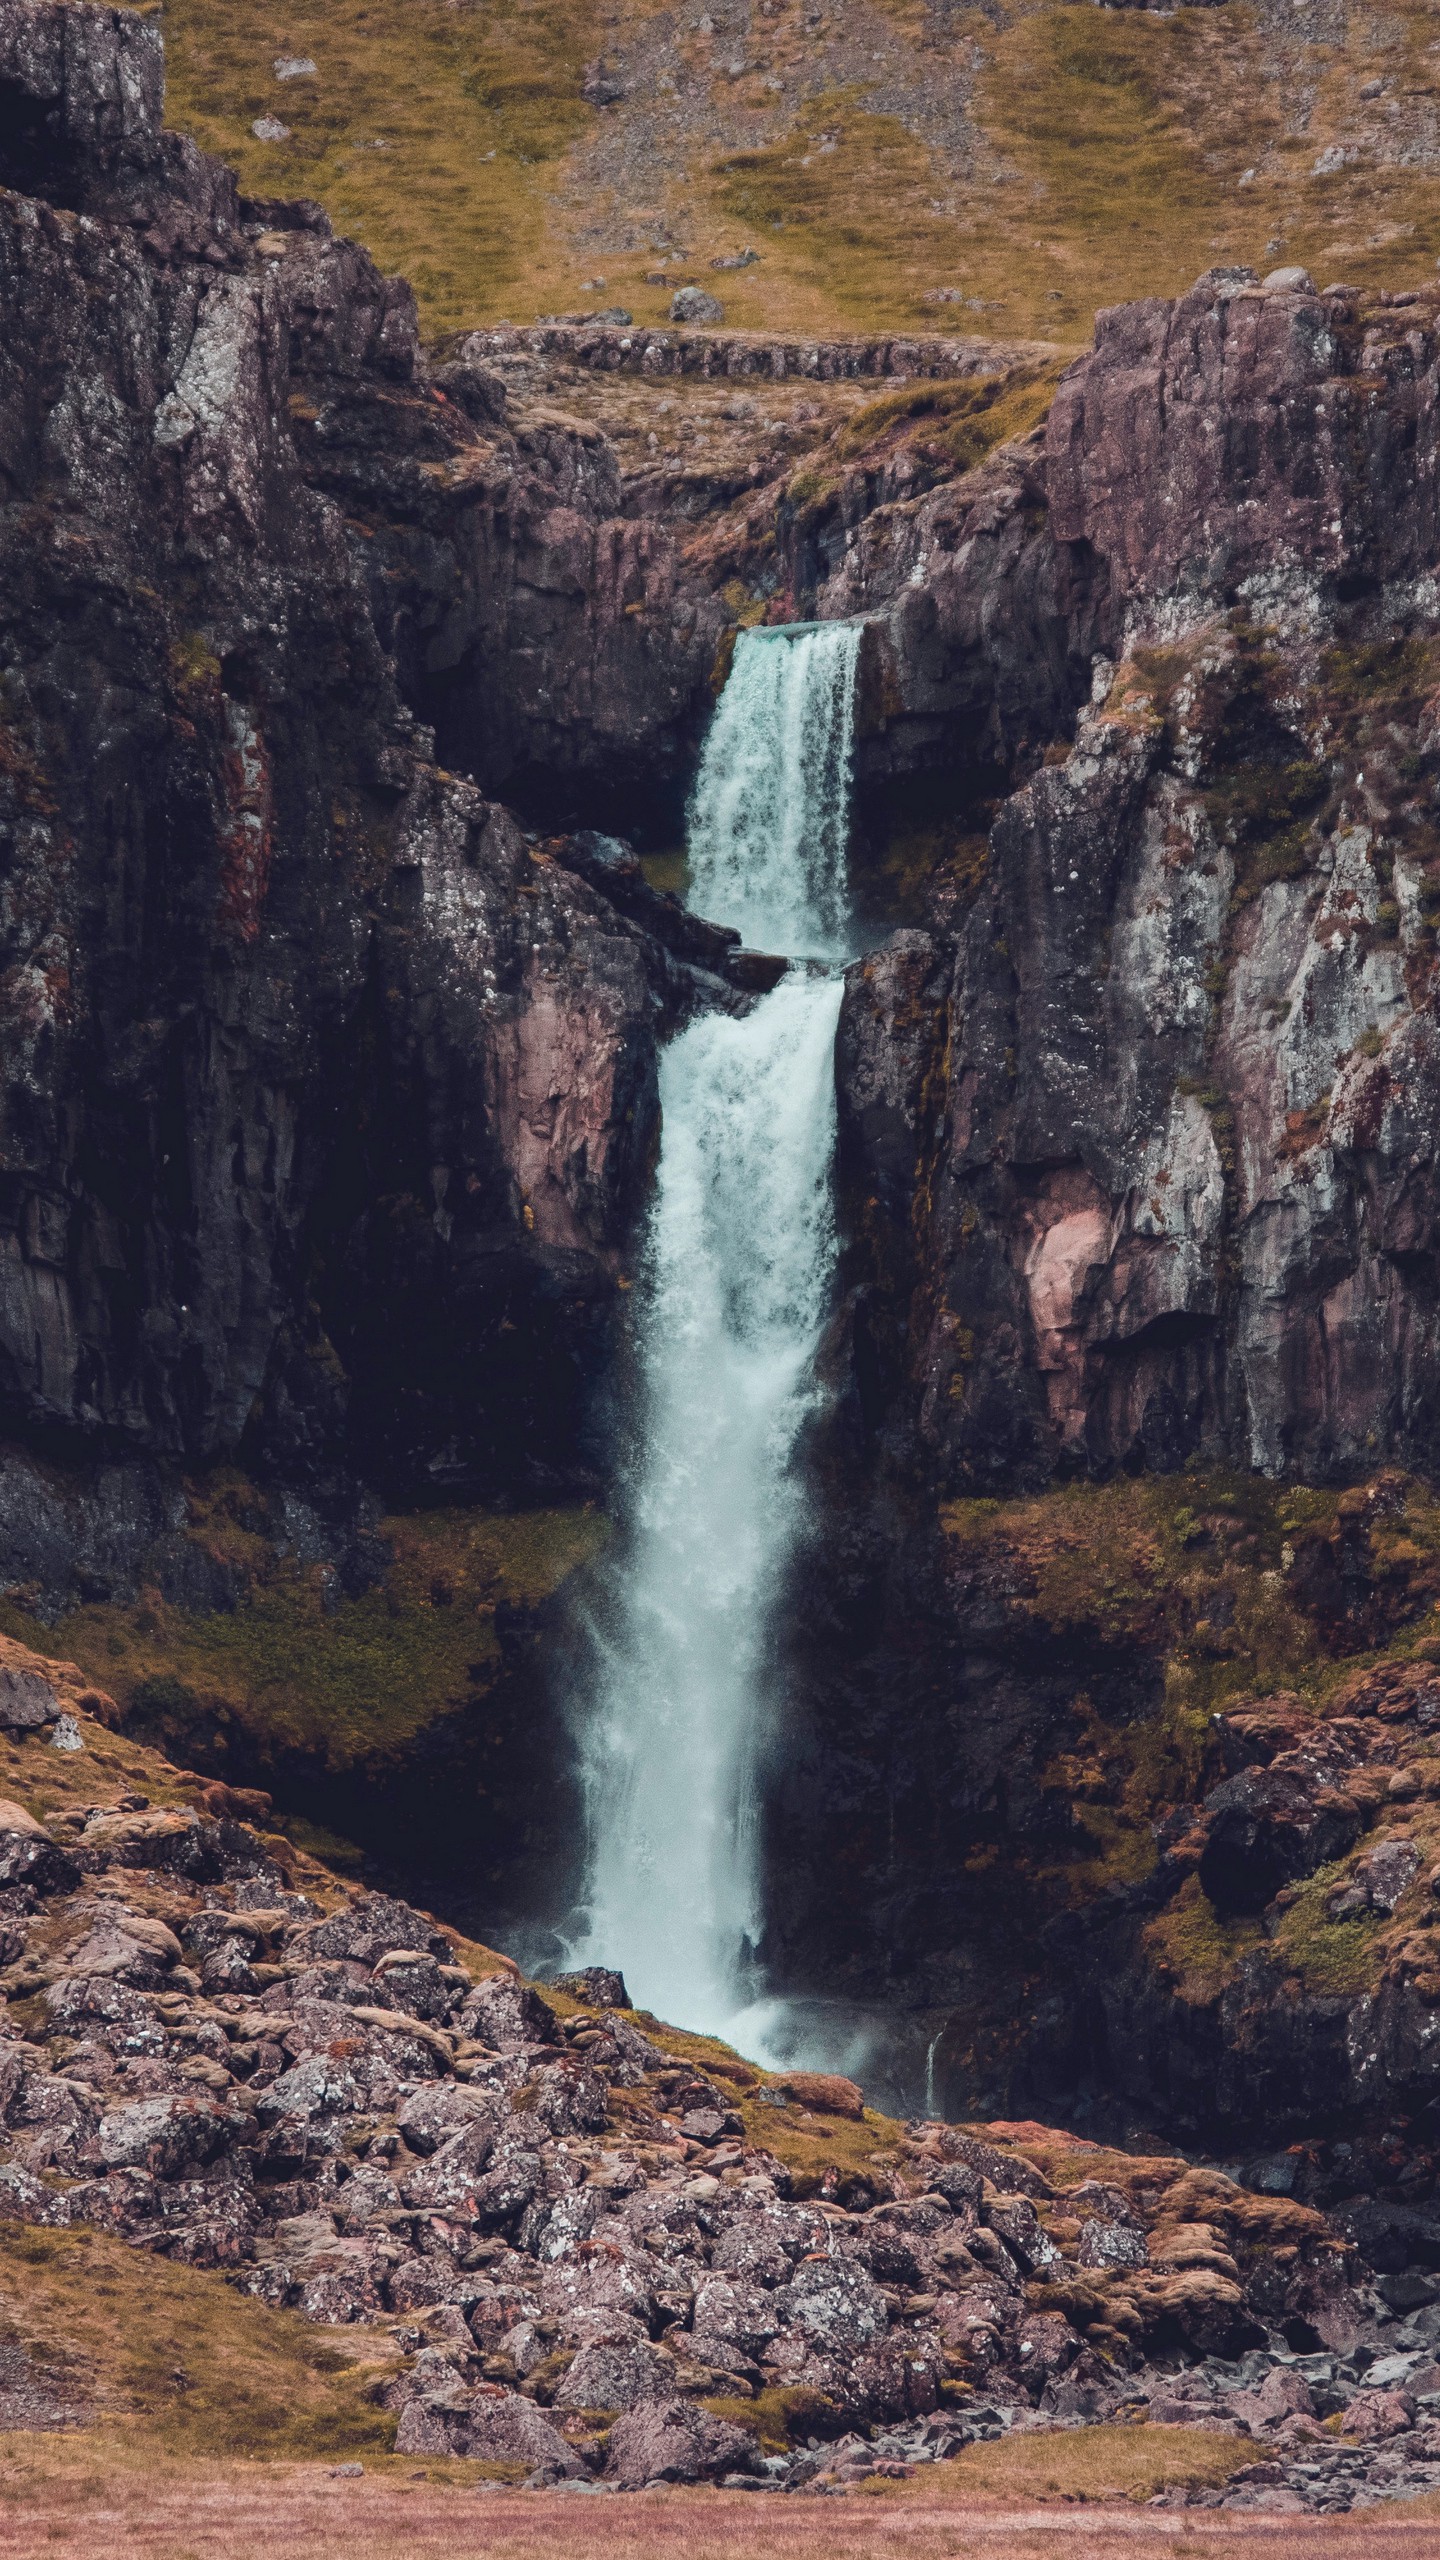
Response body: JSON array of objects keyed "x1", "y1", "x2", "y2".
[{"x1": 686, "y1": 622, "x2": 862, "y2": 962}]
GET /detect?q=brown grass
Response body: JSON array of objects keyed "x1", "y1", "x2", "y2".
[
  {"x1": 877, "y1": 2422, "x2": 1253, "y2": 2506},
  {"x1": 154, "y1": 0, "x2": 1440, "y2": 342},
  {"x1": 0, "y1": 2222, "x2": 401, "y2": 2462},
  {"x1": 2, "y1": 2443, "x2": 1440, "y2": 2560}
]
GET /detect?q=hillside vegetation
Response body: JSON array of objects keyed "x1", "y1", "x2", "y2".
[{"x1": 161, "y1": 0, "x2": 1440, "y2": 339}]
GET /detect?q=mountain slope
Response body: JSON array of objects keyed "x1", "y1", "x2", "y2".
[{"x1": 162, "y1": 0, "x2": 1440, "y2": 339}]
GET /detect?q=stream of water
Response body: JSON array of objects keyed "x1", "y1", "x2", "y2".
[{"x1": 566, "y1": 621, "x2": 861, "y2": 2040}]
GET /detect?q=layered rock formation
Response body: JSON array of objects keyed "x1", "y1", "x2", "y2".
[{"x1": 683, "y1": 273, "x2": 1440, "y2": 1490}]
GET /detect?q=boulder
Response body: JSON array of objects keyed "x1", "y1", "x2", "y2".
[
  {"x1": 395, "y1": 2083, "x2": 499, "y2": 2156},
  {"x1": 553, "y1": 2336, "x2": 673, "y2": 2411},
  {"x1": 550, "y1": 1966, "x2": 629, "y2": 2009},
  {"x1": 1327, "y1": 1837, "x2": 1421, "y2": 1919},
  {"x1": 691, "y1": 2275, "x2": 784, "y2": 2358},
  {"x1": 670, "y1": 286, "x2": 724, "y2": 325},
  {"x1": 297, "y1": 1895, "x2": 450, "y2": 1968},
  {"x1": 0, "y1": 1834, "x2": 79, "y2": 1896},
  {"x1": 0, "y1": 1801, "x2": 51, "y2": 1838},
  {"x1": 452, "y1": 2387, "x2": 584, "y2": 2477},
  {"x1": 1230, "y1": 2367, "x2": 1315, "y2": 2430},
  {"x1": 398, "y1": 2122, "x2": 499, "y2": 2216},
  {"x1": 1347, "y1": 2388, "x2": 1417, "y2": 2441},
  {"x1": 529, "y1": 2059, "x2": 610, "y2": 2136},
  {"x1": 0, "y1": 1668, "x2": 61, "y2": 1733},
  {"x1": 604, "y1": 2394, "x2": 760, "y2": 2486},
  {"x1": 0, "y1": 2165, "x2": 70, "y2": 2227},
  {"x1": 778, "y1": 2256, "x2": 888, "y2": 2356},
  {"x1": 458, "y1": 1974, "x2": 558, "y2": 2052},
  {"x1": 92, "y1": 2095, "x2": 231, "y2": 2178},
  {"x1": 1146, "y1": 2266, "x2": 1265, "y2": 2358},
  {"x1": 1197, "y1": 1767, "x2": 1363, "y2": 1914}
]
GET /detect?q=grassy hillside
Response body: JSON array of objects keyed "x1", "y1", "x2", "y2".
[{"x1": 159, "y1": 0, "x2": 1440, "y2": 340}]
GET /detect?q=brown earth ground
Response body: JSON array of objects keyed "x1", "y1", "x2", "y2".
[{"x1": 5, "y1": 2451, "x2": 1440, "y2": 2560}]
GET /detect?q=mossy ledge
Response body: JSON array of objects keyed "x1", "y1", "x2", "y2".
[{"x1": 0, "y1": 1469, "x2": 607, "y2": 1933}]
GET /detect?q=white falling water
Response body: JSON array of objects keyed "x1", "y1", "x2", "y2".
[
  {"x1": 687, "y1": 622, "x2": 860, "y2": 958},
  {"x1": 568, "y1": 621, "x2": 861, "y2": 2037}
]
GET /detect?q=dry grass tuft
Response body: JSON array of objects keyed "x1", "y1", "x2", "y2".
[
  {"x1": 0, "y1": 2221, "x2": 401, "y2": 2462},
  {"x1": 874, "y1": 2420, "x2": 1253, "y2": 2506}
]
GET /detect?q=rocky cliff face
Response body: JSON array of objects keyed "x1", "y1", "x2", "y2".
[
  {"x1": 730, "y1": 273, "x2": 1440, "y2": 2134},
  {"x1": 0, "y1": 0, "x2": 754, "y2": 1517},
  {"x1": 828, "y1": 272, "x2": 1440, "y2": 1490}
]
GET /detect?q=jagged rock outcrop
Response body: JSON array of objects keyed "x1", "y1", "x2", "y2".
[{"x1": 822, "y1": 272, "x2": 1440, "y2": 1488}]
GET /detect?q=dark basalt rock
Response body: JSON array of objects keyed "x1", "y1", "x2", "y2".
[{"x1": 1196, "y1": 1767, "x2": 1366, "y2": 1917}]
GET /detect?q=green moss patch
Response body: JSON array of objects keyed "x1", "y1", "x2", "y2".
[
  {"x1": 943, "y1": 1469, "x2": 1440, "y2": 1940},
  {"x1": 0, "y1": 1489, "x2": 606, "y2": 1781}
]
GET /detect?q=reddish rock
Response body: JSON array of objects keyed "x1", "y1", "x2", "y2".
[{"x1": 1347, "y1": 2388, "x2": 1417, "y2": 2442}]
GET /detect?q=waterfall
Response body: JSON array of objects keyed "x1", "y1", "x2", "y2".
[
  {"x1": 567, "y1": 621, "x2": 860, "y2": 2037},
  {"x1": 687, "y1": 622, "x2": 860, "y2": 958}
]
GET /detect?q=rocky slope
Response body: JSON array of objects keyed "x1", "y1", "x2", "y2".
[
  {"x1": 3, "y1": 1630, "x2": 1440, "y2": 2517},
  {"x1": 157, "y1": 0, "x2": 1440, "y2": 347}
]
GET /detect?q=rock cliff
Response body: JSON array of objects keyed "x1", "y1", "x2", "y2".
[
  {"x1": 0, "y1": 0, "x2": 749, "y2": 1513},
  {"x1": 830, "y1": 271, "x2": 1440, "y2": 1489}
]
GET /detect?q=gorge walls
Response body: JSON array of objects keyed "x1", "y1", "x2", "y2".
[{"x1": 11, "y1": 0, "x2": 1440, "y2": 2151}]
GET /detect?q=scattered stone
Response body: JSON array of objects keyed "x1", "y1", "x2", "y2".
[
  {"x1": 251, "y1": 117, "x2": 291, "y2": 143},
  {"x1": 670, "y1": 286, "x2": 724, "y2": 325}
]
